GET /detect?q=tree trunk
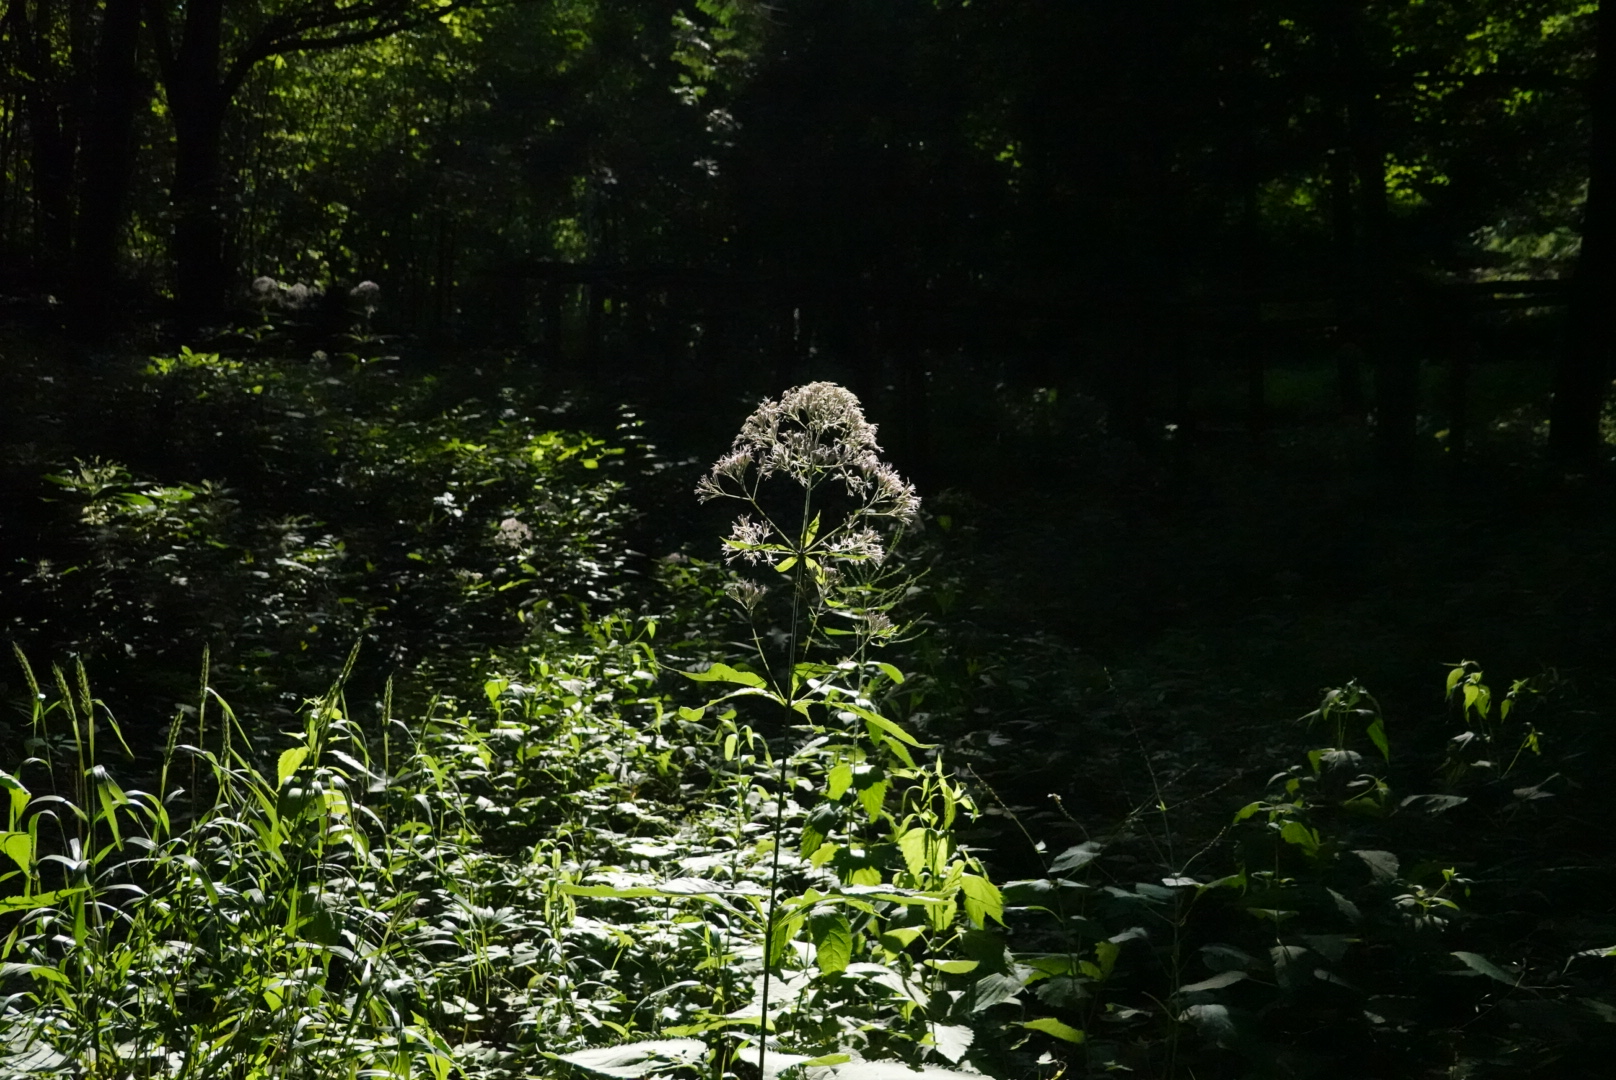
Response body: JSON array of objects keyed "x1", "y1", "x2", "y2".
[
  {"x1": 167, "y1": 0, "x2": 228, "y2": 330},
  {"x1": 1326, "y1": 0, "x2": 1417, "y2": 469},
  {"x1": 69, "y1": 0, "x2": 144, "y2": 324},
  {"x1": 1549, "y1": 0, "x2": 1616, "y2": 464}
]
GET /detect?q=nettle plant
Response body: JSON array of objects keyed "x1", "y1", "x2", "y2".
[{"x1": 556, "y1": 385, "x2": 1008, "y2": 1080}]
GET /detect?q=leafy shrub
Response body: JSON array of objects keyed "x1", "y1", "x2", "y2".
[{"x1": 9, "y1": 348, "x2": 633, "y2": 729}]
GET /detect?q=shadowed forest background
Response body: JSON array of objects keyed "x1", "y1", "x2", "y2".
[{"x1": 2, "y1": 1, "x2": 1616, "y2": 1078}]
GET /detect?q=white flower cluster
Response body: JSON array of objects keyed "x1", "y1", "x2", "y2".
[{"x1": 698, "y1": 382, "x2": 920, "y2": 570}]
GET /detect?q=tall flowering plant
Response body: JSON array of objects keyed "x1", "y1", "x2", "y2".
[
  {"x1": 697, "y1": 381, "x2": 922, "y2": 676},
  {"x1": 685, "y1": 384, "x2": 1000, "y2": 1076}
]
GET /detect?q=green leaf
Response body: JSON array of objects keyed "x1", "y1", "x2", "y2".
[
  {"x1": 774, "y1": 555, "x2": 798, "y2": 573},
  {"x1": 1279, "y1": 821, "x2": 1321, "y2": 856},
  {"x1": 929, "y1": 1023, "x2": 974, "y2": 1062},
  {"x1": 1451, "y1": 951, "x2": 1518, "y2": 985},
  {"x1": 881, "y1": 925, "x2": 925, "y2": 951},
  {"x1": 875, "y1": 662, "x2": 905, "y2": 685},
  {"x1": 0, "y1": 831, "x2": 32, "y2": 872},
  {"x1": 552, "y1": 1039, "x2": 706, "y2": 1079},
  {"x1": 1048, "y1": 842, "x2": 1102, "y2": 875},
  {"x1": 276, "y1": 746, "x2": 309, "y2": 788},
  {"x1": 844, "y1": 704, "x2": 927, "y2": 747},
  {"x1": 811, "y1": 911, "x2": 853, "y2": 975},
  {"x1": 0, "y1": 962, "x2": 70, "y2": 985},
  {"x1": 857, "y1": 779, "x2": 889, "y2": 821},
  {"x1": 683, "y1": 663, "x2": 766, "y2": 689},
  {"x1": 960, "y1": 873, "x2": 1005, "y2": 927},
  {"x1": 0, "y1": 771, "x2": 29, "y2": 826},
  {"x1": 1366, "y1": 714, "x2": 1389, "y2": 762},
  {"x1": 1020, "y1": 1017, "x2": 1085, "y2": 1043},
  {"x1": 827, "y1": 762, "x2": 853, "y2": 801},
  {"x1": 1179, "y1": 970, "x2": 1248, "y2": 993},
  {"x1": 0, "y1": 888, "x2": 84, "y2": 913},
  {"x1": 924, "y1": 959, "x2": 979, "y2": 974},
  {"x1": 1353, "y1": 849, "x2": 1399, "y2": 883},
  {"x1": 898, "y1": 828, "x2": 931, "y2": 880}
]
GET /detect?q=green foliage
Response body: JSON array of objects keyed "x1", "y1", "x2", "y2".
[{"x1": 12, "y1": 350, "x2": 631, "y2": 711}]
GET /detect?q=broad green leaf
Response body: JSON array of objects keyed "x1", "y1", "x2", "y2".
[
  {"x1": 1451, "y1": 951, "x2": 1518, "y2": 985},
  {"x1": 924, "y1": 959, "x2": 979, "y2": 974},
  {"x1": 881, "y1": 925, "x2": 925, "y2": 950},
  {"x1": 960, "y1": 873, "x2": 1005, "y2": 927},
  {"x1": 1019, "y1": 1017, "x2": 1085, "y2": 1043},
  {"x1": 552, "y1": 1038, "x2": 707, "y2": 1079},
  {"x1": 898, "y1": 828, "x2": 931, "y2": 880},
  {"x1": 811, "y1": 911, "x2": 853, "y2": 975},
  {"x1": 1353, "y1": 849, "x2": 1399, "y2": 883},
  {"x1": 968, "y1": 971, "x2": 1024, "y2": 1012},
  {"x1": 1049, "y1": 841, "x2": 1102, "y2": 875},
  {"x1": 1366, "y1": 714, "x2": 1389, "y2": 762},
  {"x1": 875, "y1": 662, "x2": 905, "y2": 685},
  {"x1": 277, "y1": 746, "x2": 309, "y2": 788},
  {"x1": 683, "y1": 663, "x2": 766, "y2": 689},
  {"x1": 1279, "y1": 821, "x2": 1321, "y2": 856},
  {"x1": 827, "y1": 762, "x2": 853, "y2": 801},
  {"x1": 928, "y1": 1023, "x2": 974, "y2": 1062},
  {"x1": 0, "y1": 831, "x2": 33, "y2": 873},
  {"x1": 1179, "y1": 970, "x2": 1248, "y2": 993},
  {"x1": 0, "y1": 771, "x2": 29, "y2": 826},
  {"x1": 857, "y1": 779, "x2": 889, "y2": 821}
]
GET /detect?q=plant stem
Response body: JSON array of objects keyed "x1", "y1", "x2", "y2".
[{"x1": 757, "y1": 476, "x2": 815, "y2": 1080}]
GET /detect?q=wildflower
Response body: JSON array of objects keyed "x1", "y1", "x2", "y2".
[
  {"x1": 698, "y1": 382, "x2": 920, "y2": 528},
  {"x1": 724, "y1": 579, "x2": 769, "y2": 613},
  {"x1": 351, "y1": 280, "x2": 381, "y2": 315},
  {"x1": 495, "y1": 517, "x2": 532, "y2": 548},
  {"x1": 721, "y1": 515, "x2": 774, "y2": 564}
]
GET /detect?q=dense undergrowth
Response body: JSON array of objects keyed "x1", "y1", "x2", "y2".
[{"x1": 2, "y1": 332, "x2": 1615, "y2": 1078}]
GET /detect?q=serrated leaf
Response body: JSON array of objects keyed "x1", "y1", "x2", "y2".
[
  {"x1": 929, "y1": 1022, "x2": 975, "y2": 1061},
  {"x1": 1178, "y1": 1003, "x2": 1236, "y2": 1042},
  {"x1": 960, "y1": 874, "x2": 1004, "y2": 927},
  {"x1": 968, "y1": 971, "x2": 1024, "y2": 1012},
  {"x1": 683, "y1": 662, "x2": 766, "y2": 689},
  {"x1": 811, "y1": 911, "x2": 853, "y2": 975},
  {"x1": 1049, "y1": 841, "x2": 1102, "y2": 875},
  {"x1": 1354, "y1": 849, "x2": 1399, "y2": 882},
  {"x1": 552, "y1": 1038, "x2": 706, "y2": 1079},
  {"x1": 276, "y1": 746, "x2": 308, "y2": 788},
  {"x1": 827, "y1": 762, "x2": 853, "y2": 801},
  {"x1": 857, "y1": 779, "x2": 889, "y2": 821}
]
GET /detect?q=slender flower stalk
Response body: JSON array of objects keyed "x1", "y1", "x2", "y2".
[{"x1": 696, "y1": 382, "x2": 919, "y2": 1076}]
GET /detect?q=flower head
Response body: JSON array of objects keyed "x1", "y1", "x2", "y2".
[{"x1": 698, "y1": 382, "x2": 919, "y2": 526}]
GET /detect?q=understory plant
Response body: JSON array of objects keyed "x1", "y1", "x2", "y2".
[{"x1": 555, "y1": 383, "x2": 1014, "y2": 1079}]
